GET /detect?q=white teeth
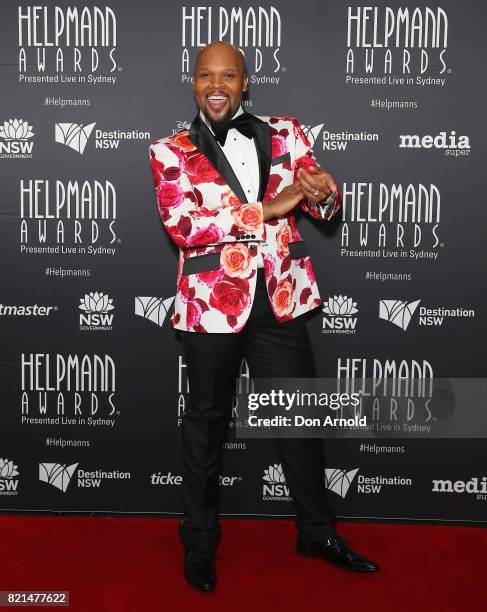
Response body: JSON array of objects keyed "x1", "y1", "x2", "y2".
[{"x1": 208, "y1": 96, "x2": 226, "y2": 100}]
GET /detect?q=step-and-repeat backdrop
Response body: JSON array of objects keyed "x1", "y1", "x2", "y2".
[{"x1": 1, "y1": 1, "x2": 486, "y2": 522}]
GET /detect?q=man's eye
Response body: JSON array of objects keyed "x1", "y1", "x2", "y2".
[{"x1": 225, "y1": 73, "x2": 235, "y2": 78}]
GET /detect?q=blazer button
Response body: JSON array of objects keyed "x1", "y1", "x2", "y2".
[
  {"x1": 249, "y1": 245, "x2": 257, "y2": 255},
  {"x1": 250, "y1": 234, "x2": 256, "y2": 239}
]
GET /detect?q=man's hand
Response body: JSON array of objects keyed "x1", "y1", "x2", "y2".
[
  {"x1": 297, "y1": 164, "x2": 337, "y2": 205},
  {"x1": 263, "y1": 183, "x2": 304, "y2": 221}
]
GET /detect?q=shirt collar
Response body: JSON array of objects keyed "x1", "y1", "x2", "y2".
[{"x1": 199, "y1": 104, "x2": 244, "y2": 136}]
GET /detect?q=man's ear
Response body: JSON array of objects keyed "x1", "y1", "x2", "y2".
[{"x1": 243, "y1": 75, "x2": 249, "y2": 92}]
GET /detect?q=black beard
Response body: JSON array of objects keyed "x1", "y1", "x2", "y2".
[{"x1": 207, "y1": 111, "x2": 232, "y2": 134}]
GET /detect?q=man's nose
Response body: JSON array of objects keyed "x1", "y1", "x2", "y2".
[{"x1": 209, "y1": 73, "x2": 225, "y2": 88}]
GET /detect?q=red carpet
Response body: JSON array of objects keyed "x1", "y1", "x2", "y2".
[{"x1": 0, "y1": 516, "x2": 484, "y2": 611}]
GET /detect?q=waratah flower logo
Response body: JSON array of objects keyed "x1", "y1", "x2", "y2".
[
  {"x1": 263, "y1": 463, "x2": 286, "y2": 484},
  {"x1": 0, "y1": 119, "x2": 34, "y2": 140},
  {"x1": 79, "y1": 292, "x2": 114, "y2": 313},
  {"x1": 322, "y1": 295, "x2": 358, "y2": 317},
  {"x1": 0, "y1": 458, "x2": 19, "y2": 478}
]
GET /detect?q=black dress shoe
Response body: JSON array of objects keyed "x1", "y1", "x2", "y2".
[
  {"x1": 184, "y1": 547, "x2": 217, "y2": 591},
  {"x1": 296, "y1": 534, "x2": 379, "y2": 572}
]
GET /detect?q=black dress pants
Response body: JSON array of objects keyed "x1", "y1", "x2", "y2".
[{"x1": 179, "y1": 268, "x2": 336, "y2": 550}]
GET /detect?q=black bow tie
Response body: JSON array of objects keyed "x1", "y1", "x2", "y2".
[{"x1": 213, "y1": 113, "x2": 253, "y2": 146}]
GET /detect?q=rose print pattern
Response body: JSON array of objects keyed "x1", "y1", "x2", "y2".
[{"x1": 149, "y1": 115, "x2": 342, "y2": 332}]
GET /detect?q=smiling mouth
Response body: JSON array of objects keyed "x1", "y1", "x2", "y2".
[{"x1": 206, "y1": 95, "x2": 229, "y2": 111}]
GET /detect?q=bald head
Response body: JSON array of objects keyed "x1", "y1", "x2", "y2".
[{"x1": 193, "y1": 41, "x2": 247, "y2": 77}]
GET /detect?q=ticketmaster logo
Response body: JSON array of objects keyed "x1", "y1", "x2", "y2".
[
  {"x1": 324, "y1": 468, "x2": 359, "y2": 498},
  {"x1": 55, "y1": 122, "x2": 96, "y2": 154},
  {"x1": 379, "y1": 299, "x2": 421, "y2": 331},
  {"x1": 135, "y1": 296, "x2": 175, "y2": 327},
  {"x1": 39, "y1": 462, "x2": 78, "y2": 492}
]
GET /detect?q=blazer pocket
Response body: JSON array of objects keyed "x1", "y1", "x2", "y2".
[
  {"x1": 288, "y1": 240, "x2": 309, "y2": 259},
  {"x1": 271, "y1": 152, "x2": 291, "y2": 166},
  {"x1": 182, "y1": 252, "x2": 221, "y2": 275}
]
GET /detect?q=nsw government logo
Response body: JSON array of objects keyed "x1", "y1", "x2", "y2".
[
  {"x1": 326, "y1": 468, "x2": 412, "y2": 496},
  {"x1": 322, "y1": 295, "x2": 358, "y2": 334},
  {"x1": 0, "y1": 118, "x2": 34, "y2": 159},
  {"x1": 0, "y1": 458, "x2": 20, "y2": 496},
  {"x1": 262, "y1": 463, "x2": 292, "y2": 502},
  {"x1": 79, "y1": 292, "x2": 114, "y2": 331}
]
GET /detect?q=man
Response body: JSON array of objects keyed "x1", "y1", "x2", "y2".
[{"x1": 149, "y1": 41, "x2": 379, "y2": 591}]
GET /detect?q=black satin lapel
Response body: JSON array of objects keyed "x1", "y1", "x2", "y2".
[
  {"x1": 249, "y1": 116, "x2": 272, "y2": 202},
  {"x1": 188, "y1": 113, "x2": 248, "y2": 204}
]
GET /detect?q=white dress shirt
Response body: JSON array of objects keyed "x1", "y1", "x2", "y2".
[{"x1": 199, "y1": 105, "x2": 267, "y2": 268}]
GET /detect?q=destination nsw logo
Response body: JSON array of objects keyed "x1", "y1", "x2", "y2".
[
  {"x1": 379, "y1": 299, "x2": 475, "y2": 330},
  {"x1": 134, "y1": 296, "x2": 174, "y2": 327},
  {"x1": 325, "y1": 468, "x2": 412, "y2": 497},
  {"x1": 20, "y1": 353, "x2": 117, "y2": 425},
  {"x1": 55, "y1": 121, "x2": 150, "y2": 154},
  {"x1": 39, "y1": 462, "x2": 130, "y2": 492}
]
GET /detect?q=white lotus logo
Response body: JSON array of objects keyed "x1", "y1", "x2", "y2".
[
  {"x1": 322, "y1": 295, "x2": 358, "y2": 316},
  {"x1": 0, "y1": 458, "x2": 19, "y2": 478},
  {"x1": 0, "y1": 118, "x2": 34, "y2": 140},
  {"x1": 263, "y1": 463, "x2": 286, "y2": 484},
  {"x1": 79, "y1": 292, "x2": 114, "y2": 313}
]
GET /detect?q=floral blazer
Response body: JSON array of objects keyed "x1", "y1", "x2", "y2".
[{"x1": 149, "y1": 112, "x2": 342, "y2": 333}]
